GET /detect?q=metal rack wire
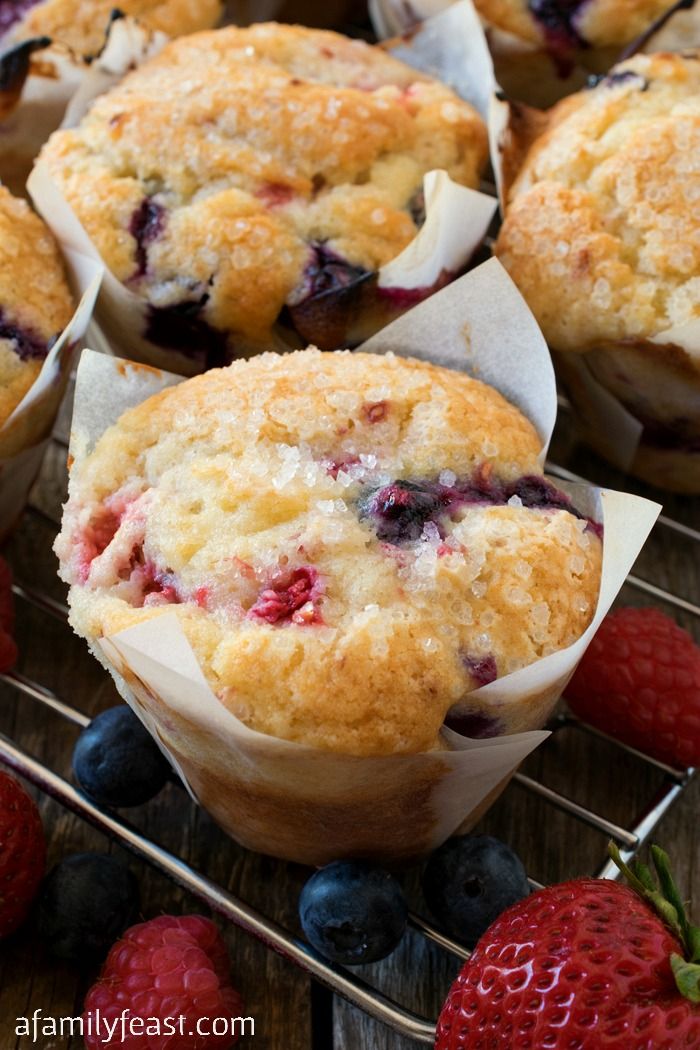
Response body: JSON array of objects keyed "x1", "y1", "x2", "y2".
[{"x1": 0, "y1": 424, "x2": 696, "y2": 1045}]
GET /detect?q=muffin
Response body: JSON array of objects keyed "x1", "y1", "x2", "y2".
[
  {"x1": 38, "y1": 23, "x2": 488, "y2": 368},
  {"x1": 1, "y1": 0, "x2": 222, "y2": 55},
  {"x1": 473, "y1": 0, "x2": 677, "y2": 54},
  {"x1": 0, "y1": 184, "x2": 73, "y2": 438},
  {"x1": 495, "y1": 52, "x2": 700, "y2": 492},
  {"x1": 56, "y1": 349, "x2": 602, "y2": 756}
]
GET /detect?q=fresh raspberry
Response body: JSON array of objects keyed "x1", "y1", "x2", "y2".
[
  {"x1": 0, "y1": 771, "x2": 46, "y2": 937},
  {"x1": 436, "y1": 865, "x2": 700, "y2": 1049},
  {"x1": 83, "y1": 915, "x2": 244, "y2": 1049},
  {"x1": 566, "y1": 606, "x2": 700, "y2": 769},
  {"x1": 0, "y1": 555, "x2": 17, "y2": 672}
]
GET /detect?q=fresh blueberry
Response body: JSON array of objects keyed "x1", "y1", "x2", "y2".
[
  {"x1": 423, "y1": 835, "x2": 529, "y2": 947},
  {"x1": 299, "y1": 861, "x2": 408, "y2": 965},
  {"x1": 37, "y1": 853, "x2": 139, "y2": 964},
  {"x1": 73, "y1": 705, "x2": 171, "y2": 807}
]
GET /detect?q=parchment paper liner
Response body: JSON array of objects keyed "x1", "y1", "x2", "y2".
[
  {"x1": 0, "y1": 251, "x2": 102, "y2": 542},
  {"x1": 0, "y1": 16, "x2": 168, "y2": 196},
  {"x1": 64, "y1": 259, "x2": 659, "y2": 864},
  {"x1": 27, "y1": 16, "x2": 497, "y2": 374}
]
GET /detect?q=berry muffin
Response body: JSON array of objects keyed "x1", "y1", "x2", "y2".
[
  {"x1": 38, "y1": 23, "x2": 488, "y2": 368},
  {"x1": 495, "y1": 52, "x2": 700, "y2": 492},
  {"x1": 1, "y1": 0, "x2": 222, "y2": 56},
  {"x1": 56, "y1": 350, "x2": 602, "y2": 756},
  {"x1": 0, "y1": 184, "x2": 73, "y2": 436},
  {"x1": 473, "y1": 0, "x2": 678, "y2": 58}
]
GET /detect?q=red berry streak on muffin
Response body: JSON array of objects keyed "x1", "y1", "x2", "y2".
[{"x1": 56, "y1": 350, "x2": 602, "y2": 756}]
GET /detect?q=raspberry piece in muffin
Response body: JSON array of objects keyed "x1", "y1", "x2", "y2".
[
  {"x1": 0, "y1": 185, "x2": 73, "y2": 434},
  {"x1": 57, "y1": 349, "x2": 602, "y2": 756},
  {"x1": 39, "y1": 23, "x2": 488, "y2": 366}
]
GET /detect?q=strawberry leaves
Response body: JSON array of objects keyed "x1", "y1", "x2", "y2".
[{"x1": 609, "y1": 842, "x2": 700, "y2": 1003}]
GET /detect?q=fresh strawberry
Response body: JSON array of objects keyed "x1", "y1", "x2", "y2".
[
  {"x1": 0, "y1": 771, "x2": 46, "y2": 937},
  {"x1": 0, "y1": 556, "x2": 17, "y2": 672},
  {"x1": 565, "y1": 606, "x2": 700, "y2": 769},
  {"x1": 435, "y1": 845, "x2": 700, "y2": 1049},
  {"x1": 83, "y1": 914, "x2": 245, "y2": 1049}
]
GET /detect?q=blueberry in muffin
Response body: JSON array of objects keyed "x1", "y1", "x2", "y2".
[
  {"x1": 38, "y1": 23, "x2": 488, "y2": 367},
  {"x1": 0, "y1": 184, "x2": 73, "y2": 434},
  {"x1": 56, "y1": 349, "x2": 602, "y2": 755}
]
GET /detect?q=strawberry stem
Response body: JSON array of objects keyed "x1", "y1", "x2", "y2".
[{"x1": 608, "y1": 842, "x2": 700, "y2": 1003}]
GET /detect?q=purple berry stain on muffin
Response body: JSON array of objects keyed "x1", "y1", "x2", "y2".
[
  {"x1": 462, "y1": 654, "x2": 498, "y2": 687},
  {"x1": 359, "y1": 481, "x2": 450, "y2": 544},
  {"x1": 358, "y1": 470, "x2": 595, "y2": 546},
  {"x1": 298, "y1": 243, "x2": 372, "y2": 302},
  {"x1": 248, "y1": 566, "x2": 324, "y2": 626},
  {"x1": 0, "y1": 0, "x2": 41, "y2": 37},
  {"x1": 144, "y1": 292, "x2": 231, "y2": 370},
  {"x1": 445, "y1": 709, "x2": 504, "y2": 738},
  {"x1": 527, "y1": 0, "x2": 587, "y2": 65},
  {"x1": 129, "y1": 198, "x2": 166, "y2": 279},
  {"x1": 0, "y1": 311, "x2": 48, "y2": 361},
  {"x1": 588, "y1": 70, "x2": 650, "y2": 91}
]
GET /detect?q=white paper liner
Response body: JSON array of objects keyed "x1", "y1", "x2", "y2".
[
  {"x1": 61, "y1": 16, "x2": 169, "y2": 128},
  {"x1": 556, "y1": 354, "x2": 643, "y2": 471},
  {"x1": 0, "y1": 249, "x2": 102, "y2": 539},
  {"x1": 378, "y1": 169, "x2": 496, "y2": 291},
  {"x1": 63, "y1": 258, "x2": 659, "y2": 864},
  {"x1": 376, "y1": 0, "x2": 496, "y2": 120}
]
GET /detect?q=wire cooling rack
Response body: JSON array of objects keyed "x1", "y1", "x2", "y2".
[{"x1": 0, "y1": 418, "x2": 696, "y2": 1045}]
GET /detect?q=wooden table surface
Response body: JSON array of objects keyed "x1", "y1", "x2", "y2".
[{"x1": 0, "y1": 393, "x2": 698, "y2": 1050}]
